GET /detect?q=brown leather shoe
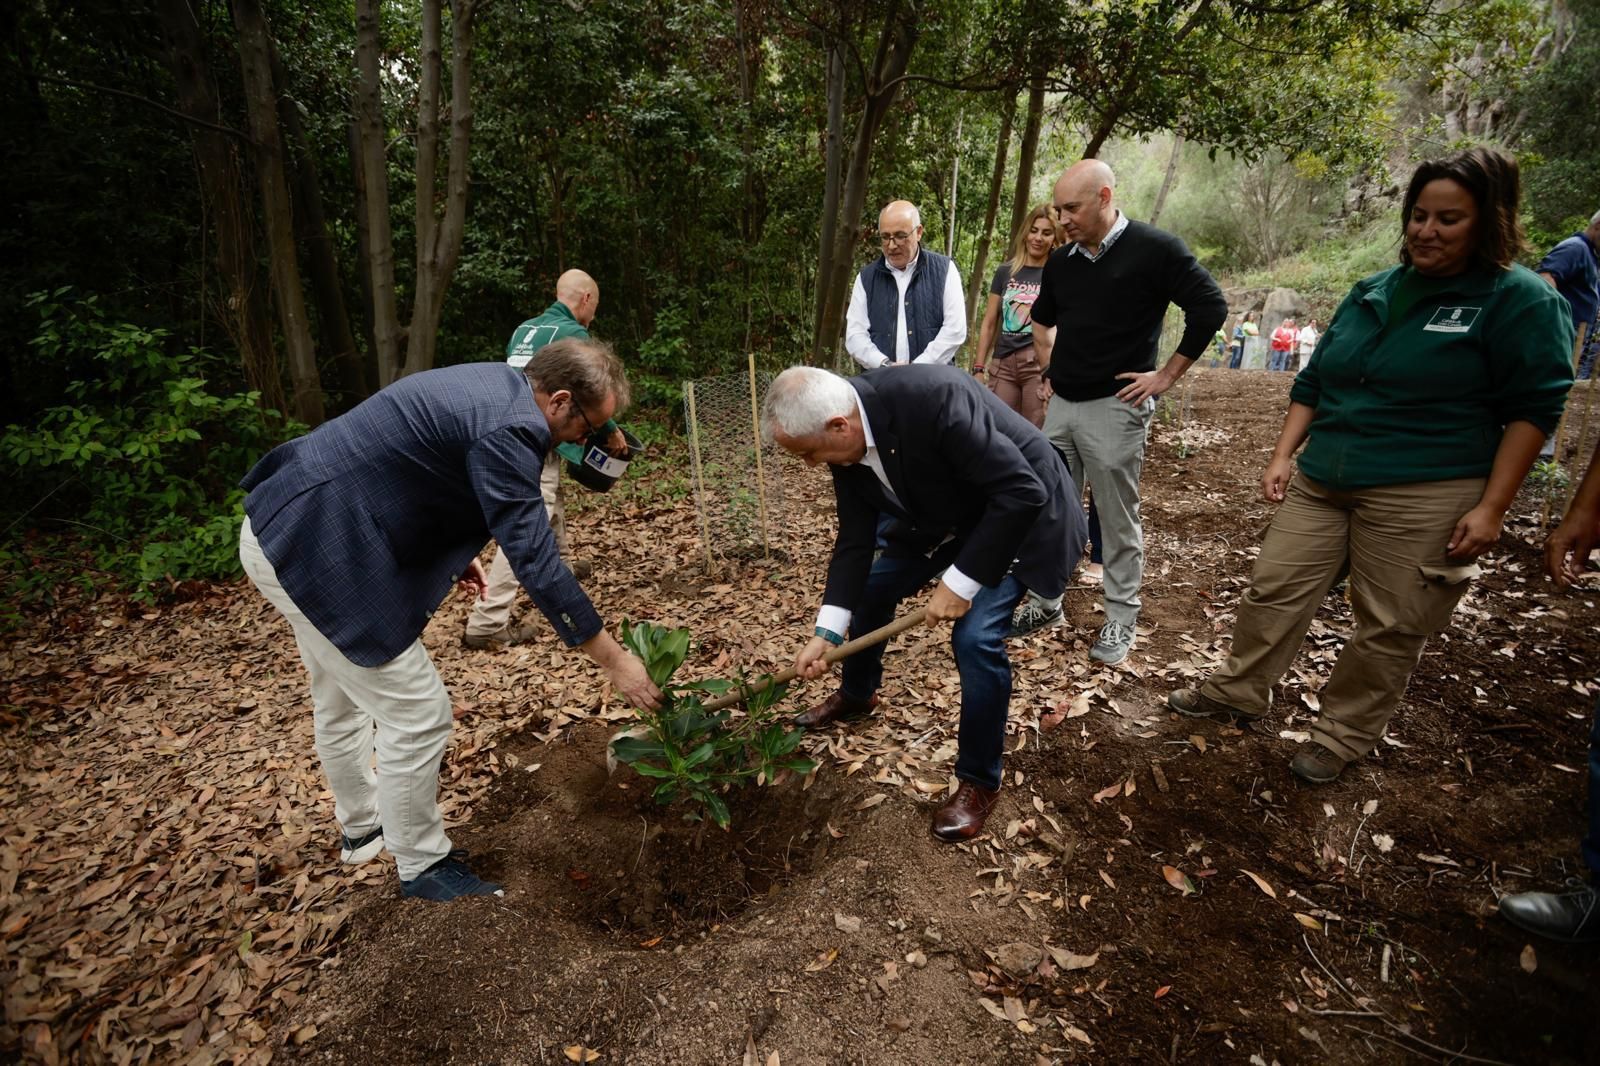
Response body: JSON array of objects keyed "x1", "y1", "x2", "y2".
[
  {"x1": 793, "y1": 691, "x2": 878, "y2": 729},
  {"x1": 931, "y1": 781, "x2": 1001, "y2": 842}
]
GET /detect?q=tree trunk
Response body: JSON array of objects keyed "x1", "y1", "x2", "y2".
[
  {"x1": 230, "y1": 0, "x2": 324, "y2": 425},
  {"x1": 402, "y1": 0, "x2": 478, "y2": 378},
  {"x1": 354, "y1": 0, "x2": 401, "y2": 386},
  {"x1": 1008, "y1": 76, "x2": 1045, "y2": 240},
  {"x1": 814, "y1": 5, "x2": 919, "y2": 369},
  {"x1": 269, "y1": 37, "x2": 368, "y2": 409},
  {"x1": 810, "y1": 35, "x2": 846, "y2": 366},
  {"x1": 347, "y1": 118, "x2": 378, "y2": 367},
  {"x1": 156, "y1": 0, "x2": 285, "y2": 416},
  {"x1": 1148, "y1": 133, "x2": 1184, "y2": 226},
  {"x1": 965, "y1": 90, "x2": 1016, "y2": 329},
  {"x1": 945, "y1": 109, "x2": 962, "y2": 257}
]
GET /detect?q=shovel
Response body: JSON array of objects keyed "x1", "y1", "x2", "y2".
[{"x1": 696, "y1": 607, "x2": 929, "y2": 713}]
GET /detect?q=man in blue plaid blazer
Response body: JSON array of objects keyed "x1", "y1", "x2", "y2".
[{"x1": 238, "y1": 338, "x2": 660, "y2": 902}]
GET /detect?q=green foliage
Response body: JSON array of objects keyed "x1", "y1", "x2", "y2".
[
  {"x1": 1513, "y1": 0, "x2": 1600, "y2": 233},
  {"x1": 610, "y1": 620, "x2": 815, "y2": 829},
  {"x1": 0, "y1": 291, "x2": 300, "y2": 616}
]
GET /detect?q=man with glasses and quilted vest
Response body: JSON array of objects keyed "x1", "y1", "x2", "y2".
[{"x1": 845, "y1": 200, "x2": 967, "y2": 370}]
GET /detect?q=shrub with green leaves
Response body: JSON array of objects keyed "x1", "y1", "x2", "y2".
[
  {"x1": 609, "y1": 620, "x2": 815, "y2": 829},
  {"x1": 0, "y1": 290, "x2": 301, "y2": 618}
]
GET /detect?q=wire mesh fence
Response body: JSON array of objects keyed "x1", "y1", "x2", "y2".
[{"x1": 682, "y1": 358, "x2": 789, "y2": 573}]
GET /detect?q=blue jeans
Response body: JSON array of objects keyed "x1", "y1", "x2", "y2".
[
  {"x1": 1585, "y1": 694, "x2": 1600, "y2": 880},
  {"x1": 1228, "y1": 344, "x2": 1244, "y2": 370},
  {"x1": 838, "y1": 545, "x2": 1027, "y2": 792},
  {"x1": 1267, "y1": 349, "x2": 1290, "y2": 371}
]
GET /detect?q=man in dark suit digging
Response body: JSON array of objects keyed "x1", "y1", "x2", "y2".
[{"x1": 764, "y1": 364, "x2": 1087, "y2": 841}]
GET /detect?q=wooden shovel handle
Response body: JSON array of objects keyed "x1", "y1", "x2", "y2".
[{"x1": 698, "y1": 607, "x2": 929, "y2": 712}]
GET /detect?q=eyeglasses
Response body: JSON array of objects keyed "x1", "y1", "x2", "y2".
[
  {"x1": 569, "y1": 396, "x2": 600, "y2": 438},
  {"x1": 879, "y1": 231, "x2": 916, "y2": 246}
]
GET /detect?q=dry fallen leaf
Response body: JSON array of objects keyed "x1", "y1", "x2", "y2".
[
  {"x1": 1099, "y1": 869, "x2": 1117, "y2": 890},
  {"x1": 1294, "y1": 913, "x2": 1324, "y2": 932},
  {"x1": 1155, "y1": 985, "x2": 1171, "y2": 999},
  {"x1": 1044, "y1": 944, "x2": 1099, "y2": 971},
  {"x1": 805, "y1": 948, "x2": 839, "y2": 972},
  {"x1": 1189, "y1": 734, "x2": 1207, "y2": 753},
  {"x1": 1161, "y1": 865, "x2": 1197, "y2": 896},
  {"x1": 1091, "y1": 779, "x2": 1123, "y2": 803},
  {"x1": 1519, "y1": 944, "x2": 1537, "y2": 974},
  {"x1": 564, "y1": 1047, "x2": 600, "y2": 1063},
  {"x1": 854, "y1": 793, "x2": 888, "y2": 811},
  {"x1": 1240, "y1": 869, "x2": 1277, "y2": 899}
]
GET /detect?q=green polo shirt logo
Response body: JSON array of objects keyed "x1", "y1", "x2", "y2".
[{"x1": 1423, "y1": 306, "x2": 1481, "y2": 333}]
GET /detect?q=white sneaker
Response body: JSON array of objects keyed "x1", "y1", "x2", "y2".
[{"x1": 1090, "y1": 620, "x2": 1135, "y2": 664}]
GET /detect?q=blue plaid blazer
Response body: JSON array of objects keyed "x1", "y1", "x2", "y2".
[{"x1": 241, "y1": 363, "x2": 599, "y2": 666}]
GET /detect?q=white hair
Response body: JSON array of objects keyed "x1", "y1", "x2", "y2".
[
  {"x1": 762, "y1": 367, "x2": 856, "y2": 442},
  {"x1": 1590, "y1": 206, "x2": 1600, "y2": 227}
]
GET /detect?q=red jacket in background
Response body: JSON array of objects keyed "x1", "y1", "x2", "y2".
[{"x1": 1270, "y1": 325, "x2": 1297, "y2": 352}]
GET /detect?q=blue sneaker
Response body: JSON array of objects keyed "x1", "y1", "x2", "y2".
[
  {"x1": 401, "y1": 852, "x2": 504, "y2": 901},
  {"x1": 339, "y1": 825, "x2": 385, "y2": 865}
]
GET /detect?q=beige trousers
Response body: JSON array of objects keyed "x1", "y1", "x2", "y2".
[
  {"x1": 464, "y1": 452, "x2": 566, "y2": 638},
  {"x1": 240, "y1": 519, "x2": 454, "y2": 880},
  {"x1": 1202, "y1": 473, "x2": 1485, "y2": 761}
]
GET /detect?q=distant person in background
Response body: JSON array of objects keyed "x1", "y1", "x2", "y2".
[
  {"x1": 1268, "y1": 317, "x2": 1297, "y2": 372},
  {"x1": 1229, "y1": 311, "x2": 1258, "y2": 370},
  {"x1": 974, "y1": 204, "x2": 1056, "y2": 427},
  {"x1": 1537, "y1": 208, "x2": 1600, "y2": 378},
  {"x1": 464, "y1": 269, "x2": 602, "y2": 650},
  {"x1": 1499, "y1": 432, "x2": 1600, "y2": 943},
  {"x1": 1294, "y1": 318, "x2": 1320, "y2": 373},
  {"x1": 1211, "y1": 327, "x2": 1229, "y2": 367},
  {"x1": 1168, "y1": 146, "x2": 1574, "y2": 784},
  {"x1": 1008, "y1": 158, "x2": 1227, "y2": 664},
  {"x1": 846, "y1": 200, "x2": 967, "y2": 369}
]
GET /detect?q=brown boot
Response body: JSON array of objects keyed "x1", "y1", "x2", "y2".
[
  {"x1": 793, "y1": 691, "x2": 878, "y2": 729},
  {"x1": 931, "y1": 781, "x2": 1000, "y2": 842}
]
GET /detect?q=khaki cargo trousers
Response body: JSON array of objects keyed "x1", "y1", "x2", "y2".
[
  {"x1": 1201, "y1": 472, "x2": 1486, "y2": 761},
  {"x1": 464, "y1": 452, "x2": 566, "y2": 639}
]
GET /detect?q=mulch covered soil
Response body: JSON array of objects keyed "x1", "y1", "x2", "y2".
[{"x1": 4, "y1": 369, "x2": 1599, "y2": 1065}]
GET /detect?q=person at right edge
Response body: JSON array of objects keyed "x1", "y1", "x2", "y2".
[
  {"x1": 1168, "y1": 147, "x2": 1574, "y2": 785},
  {"x1": 1009, "y1": 159, "x2": 1227, "y2": 665},
  {"x1": 1499, "y1": 431, "x2": 1600, "y2": 943}
]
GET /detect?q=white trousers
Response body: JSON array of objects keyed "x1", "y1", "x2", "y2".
[
  {"x1": 239, "y1": 518, "x2": 453, "y2": 879},
  {"x1": 464, "y1": 451, "x2": 566, "y2": 638}
]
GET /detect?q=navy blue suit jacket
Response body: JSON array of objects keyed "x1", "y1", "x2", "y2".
[
  {"x1": 823, "y1": 365, "x2": 1087, "y2": 610},
  {"x1": 241, "y1": 363, "x2": 598, "y2": 667}
]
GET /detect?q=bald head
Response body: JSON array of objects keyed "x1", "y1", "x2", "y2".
[
  {"x1": 555, "y1": 269, "x2": 599, "y2": 327},
  {"x1": 877, "y1": 200, "x2": 924, "y2": 270},
  {"x1": 1052, "y1": 159, "x2": 1118, "y2": 252}
]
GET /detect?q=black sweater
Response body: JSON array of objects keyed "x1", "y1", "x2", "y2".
[{"x1": 1031, "y1": 219, "x2": 1227, "y2": 401}]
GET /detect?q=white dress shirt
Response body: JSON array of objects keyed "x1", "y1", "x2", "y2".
[
  {"x1": 844, "y1": 253, "x2": 967, "y2": 369},
  {"x1": 814, "y1": 392, "x2": 981, "y2": 638}
]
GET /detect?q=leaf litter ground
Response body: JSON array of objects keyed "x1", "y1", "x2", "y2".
[{"x1": 4, "y1": 371, "x2": 1599, "y2": 1064}]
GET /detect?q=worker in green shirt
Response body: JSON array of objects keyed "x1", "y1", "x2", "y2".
[
  {"x1": 1168, "y1": 147, "x2": 1574, "y2": 784},
  {"x1": 464, "y1": 270, "x2": 599, "y2": 648}
]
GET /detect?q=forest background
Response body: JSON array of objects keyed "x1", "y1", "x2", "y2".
[{"x1": 2, "y1": 0, "x2": 1597, "y2": 618}]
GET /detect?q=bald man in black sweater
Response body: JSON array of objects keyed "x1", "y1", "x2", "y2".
[{"x1": 1008, "y1": 160, "x2": 1227, "y2": 664}]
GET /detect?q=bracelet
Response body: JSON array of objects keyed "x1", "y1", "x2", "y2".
[
  {"x1": 814, "y1": 626, "x2": 845, "y2": 646},
  {"x1": 972, "y1": 364, "x2": 985, "y2": 373}
]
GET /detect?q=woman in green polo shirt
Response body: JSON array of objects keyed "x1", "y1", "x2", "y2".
[{"x1": 1167, "y1": 147, "x2": 1574, "y2": 783}]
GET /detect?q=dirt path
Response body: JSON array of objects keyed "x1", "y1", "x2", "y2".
[{"x1": 4, "y1": 370, "x2": 1597, "y2": 1064}]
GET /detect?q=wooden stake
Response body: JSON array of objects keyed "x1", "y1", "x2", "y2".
[
  {"x1": 685, "y1": 380, "x2": 716, "y2": 574},
  {"x1": 747, "y1": 352, "x2": 772, "y2": 562}
]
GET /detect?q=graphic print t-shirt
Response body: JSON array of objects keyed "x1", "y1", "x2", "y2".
[{"x1": 989, "y1": 263, "x2": 1044, "y2": 357}]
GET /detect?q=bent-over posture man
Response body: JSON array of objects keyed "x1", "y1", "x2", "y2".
[
  {"x1": 239, "y1": 338, "x2": 660, "y2": 902},
  {"x1": 1011, "y1": 159, "x2": 1227, "y2": 664},
  {"x1": 465, "y1": 269, "x2": 601, "y2": 648},
  {"x1": 766, "y1": 365, "x2": 1087, "y2": 840}
]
